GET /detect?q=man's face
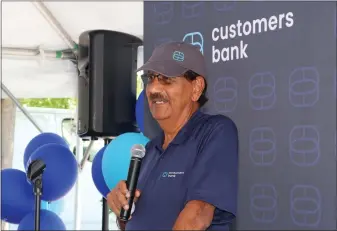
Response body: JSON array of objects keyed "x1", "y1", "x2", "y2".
[{"x1": 144, "y1": 72, "x2": 202, "y2": 121}]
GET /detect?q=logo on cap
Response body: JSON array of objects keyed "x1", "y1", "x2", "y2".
[{"x1": 172, "y1": 51, "x2": 184, "y2": 62}]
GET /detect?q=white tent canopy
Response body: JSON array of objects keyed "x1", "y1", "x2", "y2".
[{"x1": 2, "y1": 1, "x2": 144, "y2": 99}]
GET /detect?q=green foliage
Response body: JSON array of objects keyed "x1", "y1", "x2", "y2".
[
  {"x1": 18, "y1": 75, "x2": 142, "y2": 109},
  {"x1": 19, "y1": 98, "x2": 77, "y2": 109},
  {"x1": 136, "y1": 74, "x2": 144, "y2": 98}
]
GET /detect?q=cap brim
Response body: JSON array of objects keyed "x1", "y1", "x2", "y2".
[{"x1": 136, "y1": 60, "x2": 188, "y2": 77}]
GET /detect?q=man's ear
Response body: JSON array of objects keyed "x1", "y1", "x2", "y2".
[{"x1": 192, "y1": 76, "x2": 205, "y2": 102}]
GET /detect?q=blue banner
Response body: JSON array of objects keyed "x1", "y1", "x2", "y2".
[{"x1": 143, "y1": 1, "x2": 336, "y2": 229}]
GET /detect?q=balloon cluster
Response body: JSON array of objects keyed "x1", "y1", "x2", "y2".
[
  {"x1": 1, "y1": 91, "x2": 147, "y2": 229},
  {"x1": 1, "y1": 133, "x2": 78, "y2": 230},
  {"x1": 91, "y1": 91, "x2": 150, "y2": 196}
]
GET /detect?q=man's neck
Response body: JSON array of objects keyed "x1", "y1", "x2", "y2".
[{"x1": 159, "y1": 105, "x2": 198, "y2": 149}]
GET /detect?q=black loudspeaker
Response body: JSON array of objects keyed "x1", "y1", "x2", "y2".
[{"x1": 77, "y1": 30, "x2": 143, "y2": 138}]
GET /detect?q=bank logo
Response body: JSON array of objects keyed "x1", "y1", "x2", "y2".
[
  {"x1": 289, "y1": 125, "x2": 320, "y2": 167},
  {"x1": 172, "y1": 51, "x2": 184, "y2": 62},
  {"x1": 182, "y1": 2, "x2": 205, "y2": 19},
  {"x1": 161, "y1": 171, "x2": 184, "y2": 178},
  {"x1": 182, "y1": 32, "x2": 204, "y2": 54},
  {"x1": 290, "y1": 185, "x2": 321, "y2": 227},
  {"x1": 213, "y1": 1, "x2": 236, "y2": 12},
  {"x1": 249, "y1": 72, "x2": 276, "y2": 111},
  {"x1": 249, "y1": 127, "x2": 276, "y2": 166},
  {"x1": 289, "y1": 66, "x2": 319, "y2": 108},
  {"x1": 250, "y1": 184, "x2": 277, "y2": 223},
  {"x1": 213, "y1": 77, "x2": 238, "y2": 113},
  {"x1": 153, "y1": 2, "x2": 174, "y2": 25}
]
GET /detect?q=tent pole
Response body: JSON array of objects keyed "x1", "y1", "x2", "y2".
[
  {"x1": 74, "y1": 135, "x2": 83, "y2": 230},
  {"x1": 1, "y1": 83, "x2": 43, "y2": 133},
  {"x1": 32, "y1": 1, "x2": 78, "y2": 55},
  {"x1": 2, "y1": 47, "x2": 75, "y2": 60},
  {"x1": 79, "y1": 140, "x2": 95, "y2": 170}
]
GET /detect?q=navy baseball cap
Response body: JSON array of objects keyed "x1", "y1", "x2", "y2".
[{"x1": 136, "y1": 41, "x2": 207, "y2": 78}]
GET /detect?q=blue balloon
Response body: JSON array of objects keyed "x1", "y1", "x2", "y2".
[
  {"x1": 27, "y1": 143, "x2": 78, "y2": 201},
  {"x1": 135, "y1": 90, "x2": 145, "y2": 133},
  {"x1": 18, "y1": 210, "x2": 66, "y2": 231},
  {"x1": 23, "y1": 133, "x2": 68, "y2": 169},
  {"x1": 102, "y1": 132, "x2": 150, "y2": 190},
  {"x1": 1, "y1": 169, "x2": 34, "y2": 224},
  {"x1": 92, "y1": 146, "x2": 110, "y2": 198}
]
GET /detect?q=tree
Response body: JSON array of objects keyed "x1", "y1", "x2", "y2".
[
  {"x1": 19, "y1": 98, "x2": 77, "y2": 109},
  {"x1": 19, "y1": 74, "x2": 143, "y2": 110},
  {"x1": 136, "y1": 74, "x2": 144, "y2": 97}
]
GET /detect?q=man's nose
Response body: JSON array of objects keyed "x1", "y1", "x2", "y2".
[{"x1": 146, "y1": 78, "x2": 163, "y2": 93}]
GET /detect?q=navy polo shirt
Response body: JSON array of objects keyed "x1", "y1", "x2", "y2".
[{"x1": 126, "y1": 110, "x2": 238, "y2": 230}]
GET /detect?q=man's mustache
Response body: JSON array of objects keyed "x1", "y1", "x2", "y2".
[{"x1": 149, "y1": 93, "x2": 168, "y2": 102}]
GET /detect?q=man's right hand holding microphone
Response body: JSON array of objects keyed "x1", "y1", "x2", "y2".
[
  {"x1": 107, "y1": 144, "x2": 146, "y2": 230},
  {"x1": 107, "y1": 180, "x2": 141, "y2": 230}
]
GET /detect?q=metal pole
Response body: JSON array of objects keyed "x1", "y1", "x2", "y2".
[
  {"x1": 74, "y1": 136, "x2": 83, "y2": 230},
  {"x1": 1, "y1": 83, "x2": 43, "y2": 133},
  {"x1": 73, "y1": 95, "x2": 82, "y2": 230},
  {"x1": 2, "y1": 47, "x2": 75, "y2": 60},
  {"x1": 79, "y1": 140, "x2": 95, "y2": 170},
  {"x1": 102, "y1": 138, "x2": 111, "y2": 231},
  {"x1": 32, "y1": 1, "x2": 78, "y2": 55}
]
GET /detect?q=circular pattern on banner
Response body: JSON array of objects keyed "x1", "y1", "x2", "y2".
[
  {"x1": 1, "y1": 169, "x2": 35, "y2": 224},
  {"x1": 102, "y1": 132, "x2": 150, "y2": 190},
  {"x1": 23, "y1": 133, "x2": 68, "y2": 169},
  {"x1": 135, "y1": 90, "x2": 145, "y2": 133},
  {"x1": 28, "y1": 143, "x2": 78, "y2": 201}
]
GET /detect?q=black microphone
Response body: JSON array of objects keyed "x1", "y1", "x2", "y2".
[{"x1": 119, "y1": 144, "x2": 146, "y2": 221}]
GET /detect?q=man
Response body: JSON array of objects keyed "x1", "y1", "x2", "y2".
[{"x1": 107, "y1": 41, "x2": 238, "y2": 230}]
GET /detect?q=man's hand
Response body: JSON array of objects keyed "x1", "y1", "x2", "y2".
[
  {"x1": 173, "y1": 200, "x2": 215, "y2": 230},
  {"x1": 107, "y1": 180, "x2": 141, "y2": 218}
]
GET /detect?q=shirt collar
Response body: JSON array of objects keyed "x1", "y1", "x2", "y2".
[{"x1": 153, "y1": 109, "x2": 203, "y2": 151}]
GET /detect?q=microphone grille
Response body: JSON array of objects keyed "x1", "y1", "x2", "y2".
[{"x1": 131, "y1": 144, "x2": 146, "y2": 159}]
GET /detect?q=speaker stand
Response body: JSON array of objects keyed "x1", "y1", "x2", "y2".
[
  {"x1": 102, "y1": 138, "x2": 112, "y2": 231},
  {"x1": 26, "y1": 159, "x2": 46, "y2": 231}
]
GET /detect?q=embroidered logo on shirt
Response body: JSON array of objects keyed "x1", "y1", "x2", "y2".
[{"x1": 161, "y1": 171, "x2": 184, "y2": 178}]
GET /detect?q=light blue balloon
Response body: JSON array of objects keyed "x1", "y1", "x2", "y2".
[
  {"x1": 40, "y1": 199, "x2": 63, "y2": 215},
  {"x1": 48, "y1": 199, "x2": 64, "y2": 215},
  {"x1": 41, "y1": 201, "x2": 49, "y2": 210},
  {"x1": 102, "y1": 132, "x2": 150, "y2": 190}
]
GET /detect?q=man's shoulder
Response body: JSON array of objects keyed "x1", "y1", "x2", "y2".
[
  {"x1": 196, "y1": 112, "x2": 238, "y2": 136},
  {"x1": 193, "y1": 113, "x2": 239, "y2": 159}
]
